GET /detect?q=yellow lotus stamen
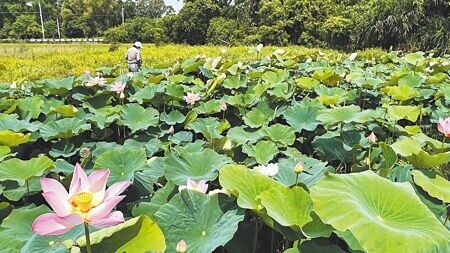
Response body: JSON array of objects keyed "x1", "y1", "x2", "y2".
[{"x1": 73, "y1": 192, "x2": 93, "y2": 212}]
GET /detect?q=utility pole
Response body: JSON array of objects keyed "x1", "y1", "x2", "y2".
[
  {"x1": 56, "y1": 16, "x2": 61, "y2": 40},
  {"x1": 121, "y1": 4, "x2": 125, "y2": 25},
  {"x1": 38, "y1": 0, "x2": 45, "y2": 40}
]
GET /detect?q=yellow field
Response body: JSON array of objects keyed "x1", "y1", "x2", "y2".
[{"x1": 0, "y1": 43, "x2": 383, "y2": 82}]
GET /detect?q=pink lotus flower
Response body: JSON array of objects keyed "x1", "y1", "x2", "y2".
[
  {"x1": 111, "y1": 81, "x2": 126, "y2": 94},
  {"x1": 176, "y1": 239, "x2": 187, "y2": 253},
  {"x1": 32, "y1": 163, "x2": 131, "y2": 235},
  {"x1": 83, "y1": 70, "x2": 91, "y2": 76},
  {"x1": 183, "y1": 92, "x2": 200, "y2": 105},
  {"x1": 254, "y1": 163, "x2": 279, "y2": 177},
  {"x1": 438, "y1": 117, "x2": 450, "y2": 137},
  {"x1": 86, "y1": 76, "x2": 106, "y2": 87},
  {"x1": 178, "y1": 179, "x2": 208, "y2": 193}
]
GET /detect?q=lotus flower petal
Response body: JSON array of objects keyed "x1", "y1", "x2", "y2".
[
  {"x1": 89, "y1": 211, "x2": 124, "y2": 228},
  {"x1": 87, "y1": 196, "x2": 125, "y2": 221},
  {"x1": 32, "y1": 213, "x2": 83, "y2": 236}
]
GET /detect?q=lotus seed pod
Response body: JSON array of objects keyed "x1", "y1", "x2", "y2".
[{"x1": 79, "y1": 147, "x2": 91, "y2": 158}]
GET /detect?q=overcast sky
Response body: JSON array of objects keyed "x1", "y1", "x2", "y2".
[{"x1": 164, "y1": 0, "x2": 183, "y2": 12}]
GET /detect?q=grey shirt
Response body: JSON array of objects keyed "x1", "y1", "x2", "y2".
[{"x1": 125, "y1": 47, "x2": 142, "y2": 65}]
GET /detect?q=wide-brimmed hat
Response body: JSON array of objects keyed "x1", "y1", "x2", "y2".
[{"x1": 133, "y1": 41, "x2": 142, "y2": 48}]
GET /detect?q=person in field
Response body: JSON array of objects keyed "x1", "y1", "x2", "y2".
[{"x1": 125, "y1": 41, "x2": 142, "y2": 73}]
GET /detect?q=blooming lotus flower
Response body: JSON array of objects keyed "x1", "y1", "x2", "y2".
[
  {"x1": 254, "y1": 163, "x2": 278, "y2": 177},
  {"x1": 438, "y1": 117, "x2": 450, "y2": 137},
  {"x1": 86, "y1": 76, "x2": 106, "y2": 87},
  {"x1": 32, "y1": 163, "x2": 131, "y2": 235},
  {"x1": 111, "y1": 81, "x2": 126, "y2": 94},
  {"x1": 10, "y1": 81, "x2": 17, "y2": 89},
  {"x1": 83, "y1": 70, "x2": 91, "y2": 76},
  {"x1": 183, "y1": 91, "x2": 200, "y2": 105},
  {"x1": 220, "y1": 102, "x2": 227, "y2": 111},
  {"x1": 178, "y1": 179, "x2": 208, "y2": 194},
  {"x1": 368, "y1": 132, "x2": 377, "y2": 144}
]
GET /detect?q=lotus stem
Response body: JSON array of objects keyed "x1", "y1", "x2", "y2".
[
  {"x1": 441, "y1": 136, "x2": 446, "y2": 153},
  {"x1": 444, "y1": 214, "x2": 449, "y2": 226},
  {"x1": 26, "y1": 180, "x2": 30, "y2": 200},
  {"x1": 84, "y1": 222, "x2": 93, "y2": 253}
]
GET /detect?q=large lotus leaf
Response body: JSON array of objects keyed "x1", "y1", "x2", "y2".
[
  {"x1": 223, "y1": 75, "x2": 247, "y2": 89},
  {"x1": 0, "y1": 205, "x2": 50, "y2": 250},
  {"x1": 120, "y1": 103, "x2": 159, "y2": 133},
  {"x1": 164, "y1": 148, "x2": 231, "y2": 185},
  {"x1": 310, "y1": 171, "x2": 450, "y2": 253},
  {"x1": 186, "y1": 118, "x2": 222, "y2": 140},
  {"x1": 383, "y1": 85, "x2": 420, "y2": 101},
  {"x1": 312, "y1": 68, "x2": 342, "y2": 86},
  {"x1": 243, "y1": 101, "x2": 275, "y2": 128},
  {"x1": 262, "y1": 70, "x2": 288, "y2": 84},
  {"x1": 274, "y1": 157, "x2": 330, "y2": 188},
  {"x1": 262, "y1": 124, "x2": 295, "y2": 146},
  {"x1": 0, "y1": 114, "x2": 39, "y2": 132},
  {"x1": 85, "y1": 105, "x2": 121, "y2": 129},
  {"x1": 48, "y1": 105, "x2": 78, "y2": 117},
  {"x1": 219, "y1": 164, "x2": 282, "y2": 210},
  {"x1": 391, "y1": 138, "x2": 422, "y2": 156},
  {"x1": 312, "y1": 133, "x2": 359, "y2": 163},
  {"x1": 296, "y1": 77, "x2": 320, "y2": 90},
  {"x1": 154, "y1": 191, "x2": 244, "y2": 253},
  {"x1": 387, "y1": 105, "x2": 420, "y2": 122},
  {"x1": 128, "y1": 85, "x2": 164, "y2": 103},
  {"x1": 301, "y1": 212, "x2": 334, "y2": 238},
  {"x1": 39, "y1": 118, "x2": 91, "y2": 141},
  {"x1": 93, "y1": 148, "x2": 147, "y2": 185},
  {"x1": 21, "y1": 225, "x2": 84, "y2": 253},
  {"x1": 0, "y1": 130, "x2": 30, "y2": 147},
  {"x1": 426, "y1": 72, "x2": 448, "y2": 84},
  {"x1": 350, "y1": 76, "x2": 383, "y2": 89},
  {"x1": 43, "y1": 77, "x2": 74, "y2": 96},
  {"x1": 132, "y1": 182, "x2": 176, "y2": 219},
  {"x1": 0, "y1": 146, "x2": 11, "y2": 162},
  {"x1": 407, "y1": 151, "x2": 450, "y2": 169},
  {"x1": 17, "y1": 96, "x2": 44, "y2": 120},
  {"x1": 379, "y1": 142, "x2": 397, "y2": 171},
  {"x1": 0, "y1": 156, "x2": 54, "y2": 185},
  {"x1": 195, "y1": 100, "x2": 221, "y2": 115},
  {"x1": 241, "y1": 141, "x2": 279, "y2": 164},
  {"x1": 398, "y1": 73, "x2": 424, "y2": 87},
  {"x1": 258, "y1": 186, "x2": 313, "y2": 229},
  {"x1": 412, "y1": 170, "x2": 450, "y2": 203},
  {"x1": 284, "y1": 238, "x2": 348, "y2": 253},
  {"x1": 76, "y1": 216, "x2": 165, "y2": 253},
  {"x1": 226, "y1": 126, "x2": 262, "y2": 146},
  {"x1": 283, "y1": 103, "x2": 321, "y2": 132},
  {"x1": 404, "y1": 52, "x2": 425, "y2": 65},
  {"x1": 3, "y1": 176, "x2": 41, "y2": 201},
  {"x1": 317, "y1": 105, "x2": 372, "y2": 126},
  {"x1": 160, "y1": 110, "x2": 186, "y2": 125}
]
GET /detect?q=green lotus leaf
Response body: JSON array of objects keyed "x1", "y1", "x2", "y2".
[
  {"x1": 387, "y1": 105, "x2": 420, "y2": 122},
  {"x1": 219, "y1": 164, "x2": 282, "y2": 210},
  {"x1": 0, "y1": 130, "x2": 30, "y2": 147},
  {"x1": 243, "y1": 101, "x2": 275, "y2": 128},
  {"x1": 296, "y1": 77, "x2": 320, "y2": 90},
  {"x1": 93, "y1": 148, "x2": 147, "y2": 185},
  {"x1": 154, "y1": 191, "x2": 244, "y2": 253},
  {"x1": 310, "y1": 171, "x2": 450, "y2": 253},
  {"x1": 258, "y1": 186, "x2": 313, "y2": 229},
  {"x1": 312, "y1": 68, "x2": 342, "y2": 86},
  {"x1": 2, "y1": 177, "x2": 42, "y2": 201},
  {"x1": 17, "y1": 96, "x2": 44, "y2": 120},
  {"x1": 406, "y1": 151, "x2": 450, "y2": 169},
  {"x1": 186, "y1": 118, "x2": 222, "y2": 140},
  {"x1": 48, "y1": 105, "x2": 79, "y2": 117},
  {"x1": 317, "y1": 105, "x2": 372, "y2": 126},
  {"x1": 426, "y1": 72, "x2": 448, "y2": 84},
  {"x1": 262, "y1": 70, "x2": 288, "y2": 84},
  {"x1": 0, "y1": 146, "x2": 11, "y2": 162},
  {"x1": 223, "y1": 75, "x2": 247, "y2": 89},
  {"x1": 132, "y1": 182, "x2": 176, "y2": 219},
  {"x1": 335, "y1": 230, "x2": 365, "y2": 252},
  {"x1": 160, "y1": 110, "x2": 186, "y2": 125},
  {"x1": 77, "y1": 216, "x2": 165, "y2": 253},
  {"x1": 283, "y1": 101, "x2": 321, "y2": 132},
  {"x1": 274, "y1": 157, "x2": 329, "y2": 188},
  {"x1": 44, "y1": 77, "x2": 74, "y2": 96},
  {"x1": 350, "y1": 76, "x2": 383, "y2": 89},
  {"x1": 391, "y1": 138, "x2": 422, "y2": 156},
  {"x1": 195, "y1": 100, "x2": 221, "y2": 115},
  {"x1": 224, "y1": 93, "x2": 255, "y2": 107},
  {"x1": 301, "y1": 212, "x2": 334, "y2": 238},
  {"x1": 398, "y1": 73, "x2": 424, "y2": 87},
  {"x1": 379, "y1": 142, "x2": 397, "y2": 170},
  {"x1": 241, "y1": 141, "x2": 279, "y2": 164},
  {"x1": 182, "y1": 58, "x2": 204, "y2": 74},
  {"x1": 383, "y1": 85, "x2": 420, "y2": 101},
  {"x1": 0, "y1": 156, "x2": 54, "y2": 185},
  {"x1": 85, "y1": 105, "x2": 121, "y2": 129},
  {"x1": 286, "y1": 238, "x2": 348, "y2": 253},
  {"x1": 262, "y1": 124, "x2": 295, "y2": 146},
  {"x1": 120, "y1": 103, "x2": 159, "y2": 134},
  {"x1": 164, "y1": 148, "x2": 231, "y2": 185},
  {"x1": 49, "y1": 141, "x2": 78, "y2": 158},
  {"x1": 171, "y1": 131, "x2": 193, "y2": 144},
  {"x1": 404, "y1": 52, "x2": 425, "y2": 65},
  {"x1": 0, "y1": 205, "x2": 50, "y2": 251},
  {"x1": 226, "y1": 126, "x2": 262, "y2": 146},
  {"x1": 0, "y1": 114, "x2": 40, "y2": 132},
  {"x1": 128, "y1": 85, "x2": 163, "y2": 103},
  {"x1": 166, "y1": 83, "x2": 185, "y2": 98},
  {"x1": 21, "y1": 225, "x2": 84, "y2": 253},
  {"x1": 39, "y1": 118, "x2": 91, "y2": 141},
  {"x1": 412, "y1": 170, "x2": 450, "y2": 203}
]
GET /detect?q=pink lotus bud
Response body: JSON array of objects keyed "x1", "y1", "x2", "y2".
[
  {"x1": 220, "y1": 102, "x2": 227, "y2": 111},
  {"x1": 176, "y1": 240, "x2": 187, "y2": 253},
  {"x1": 168, "y1": 125, "x2": 175, "y2": 134},
  {"x1": 368, "y1": 132, "x2": 377, "y2": 144}
]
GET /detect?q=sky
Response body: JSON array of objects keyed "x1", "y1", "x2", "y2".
[{"x1": 164, "y1": 0, "x2": 183, "y2": 12}]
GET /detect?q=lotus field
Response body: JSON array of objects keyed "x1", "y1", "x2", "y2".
[{"x1": 0, "y1": 48, "x2": 450, "y2": 253}]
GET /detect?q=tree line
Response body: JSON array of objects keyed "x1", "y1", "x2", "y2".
[{"x1": 1, "y1": 0, "x2": 449, "y2": 54}]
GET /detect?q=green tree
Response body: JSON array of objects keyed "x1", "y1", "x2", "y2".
[{"x1": 9, "y1": 15, "x2": 41, "y2": 39}]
